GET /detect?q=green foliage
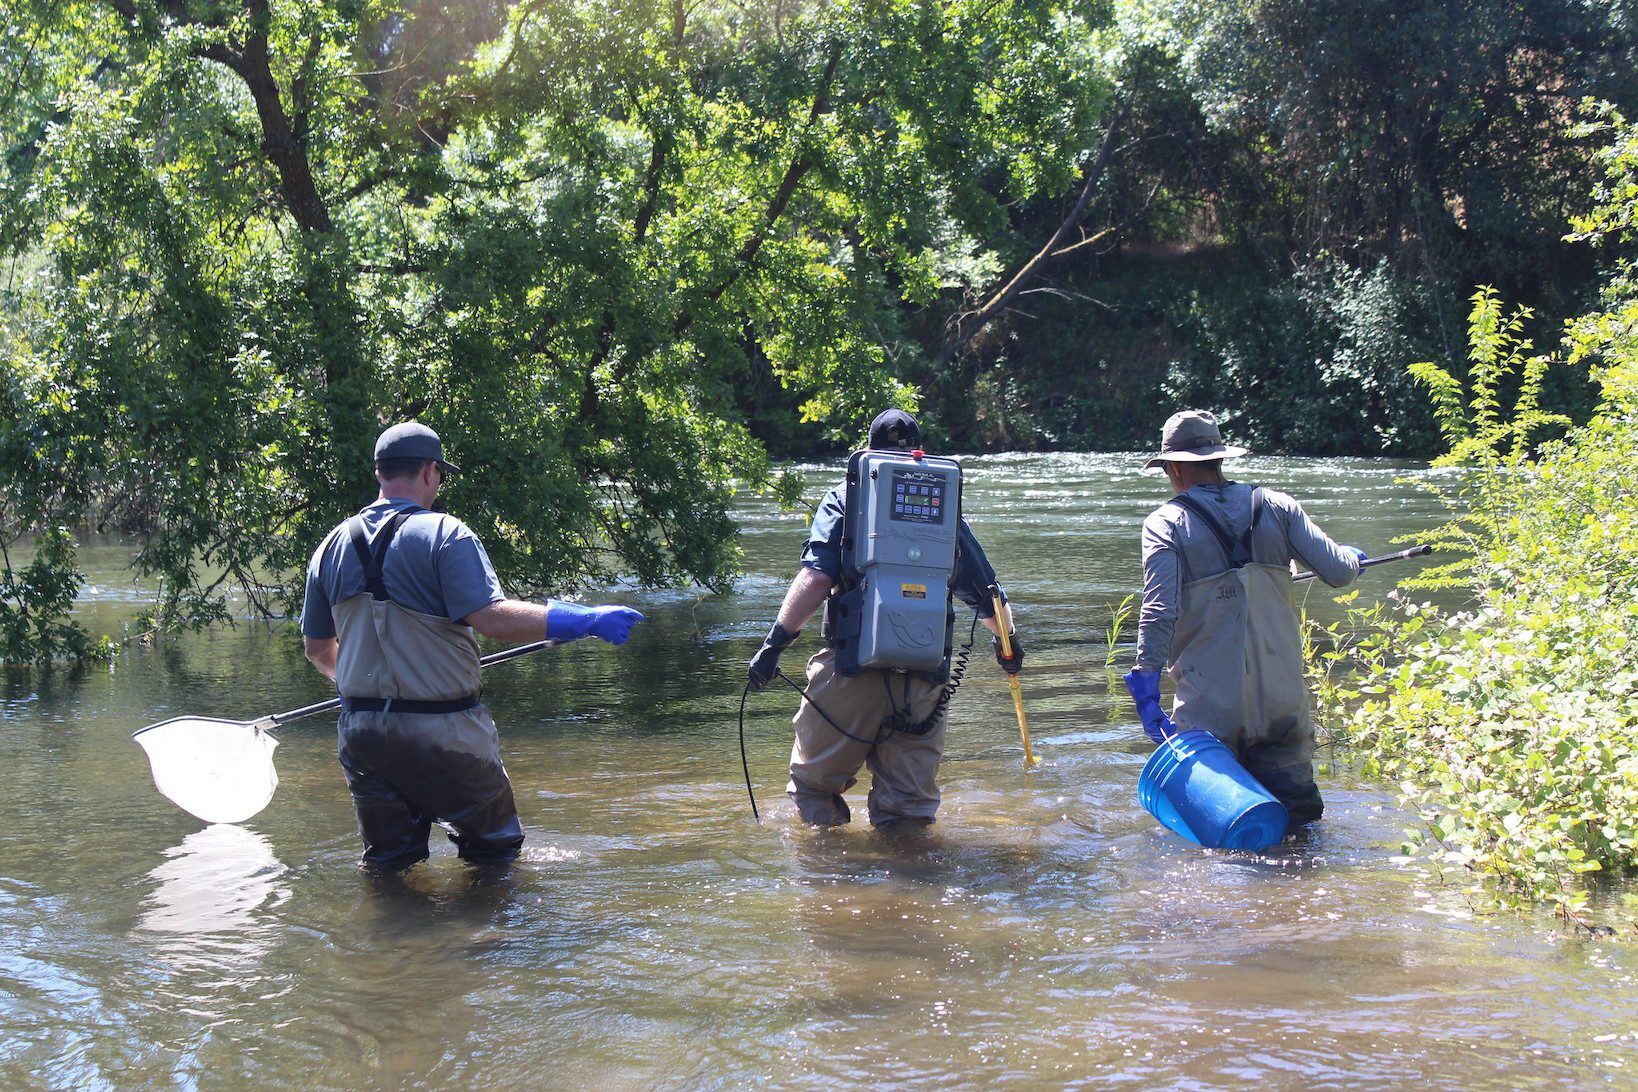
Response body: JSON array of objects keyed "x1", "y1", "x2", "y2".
[
  {"x1": 911, "y1": 0, "x2": 1634, "y2": 455},
  {"x1": 1102, "y1": 592, "x2": 1134, "y2": 675},
  {"x1": 1311, "y1": 112, "x2": 1638, "y2": 917},
  {"x1": 1409, "y1": 289, "x2": 1573, "y2": 465},
  {"x1": 0, "y1": 0, "x2": 1115, "y2": 660},
  {"x1": 0, "y1": 530, "x2": 113, "y2": 663},
  {"x1": 1149, "y1": 0, "x2": 1633, "y2": 297},
  {"x1": 1391, "y1": 288, "x2": 1576, "y2": 591},
  {"x1": 912, "y1": 251, "x2": 1451, "y2": 455},
  {"x1": 1168, "y1": 258, "x2": 1446, "y2": 455}
]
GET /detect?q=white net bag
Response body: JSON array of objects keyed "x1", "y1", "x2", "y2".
[{"x1": 133, "y1": 717, "x2": 279, "y2": 825}]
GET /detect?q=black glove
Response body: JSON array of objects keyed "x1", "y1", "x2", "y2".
[
  {"x1": 993, "y1": 632, "x2": 1024, "y2": 675},
  {"x1": 748, "y1": 623, "x2": 799, "y2": 691}
]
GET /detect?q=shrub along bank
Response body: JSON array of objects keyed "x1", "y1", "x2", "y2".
[{"x1": 1310, "y1": 112, "x2": 1638, "y2": 918}]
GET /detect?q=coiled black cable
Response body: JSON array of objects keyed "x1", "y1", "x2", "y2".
[{"x1": 880, "y1": 611, "x2": 980, "y2": 736}]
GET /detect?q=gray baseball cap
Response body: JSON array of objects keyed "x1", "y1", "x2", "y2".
[
  {"x1": 1144, "y1": 410, "x2": 1250, "y2": 469},
  {"x1": 373, "y1": 421, "x2": 460, "y2": 472}
]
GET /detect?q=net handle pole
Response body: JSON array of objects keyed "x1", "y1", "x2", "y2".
[
  {"x1": 264, "y1": 639, "x2": 558, "y2": 727},
  {"x1": 1293, "y1": 545, "x2": 1431, "y2": 584}
]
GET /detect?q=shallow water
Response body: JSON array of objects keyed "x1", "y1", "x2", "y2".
[{"x1": 1, "y1": 453, "x2": 1633, "y2": 1087}]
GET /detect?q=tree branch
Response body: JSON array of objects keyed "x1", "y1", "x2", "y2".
[
  {"x1": 671, "y1": 40, "x2": 842, "y2": 340},
  {"x1": 940, "y1": 107, "x2": 1125, "y2": 363}
]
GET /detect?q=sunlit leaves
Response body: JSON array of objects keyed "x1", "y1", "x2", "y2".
[
  {"x1": 1310, "y1": 113, "x2": 1638, "y2": 919},
  {"x1": 1, "y1": 0, "x2": 1116, "y2": 657}
]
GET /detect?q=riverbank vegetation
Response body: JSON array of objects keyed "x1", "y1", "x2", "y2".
[
  {"x1": 1311, "y1": 109, "x2": 1638, "y2": 917},
  {"x1": 2, "y1": 0, "x2": 1636, "y2": 660}
]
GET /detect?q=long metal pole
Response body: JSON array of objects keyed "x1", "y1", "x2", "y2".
[
  {"x1": 1293, "y1": 545, "x2": 1430, "y2": 583},
  {"x1": 991, "y1": 593, "x2": 1038, "y2": 766},
  {"x1": 263, "y1": 639, "x2": 558, "y2": 727}
]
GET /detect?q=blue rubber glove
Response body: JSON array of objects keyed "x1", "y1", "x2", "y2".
[
  {"x1": 546, "y1": 602, "x2": 645, "y2": 645},
  {"x1": 747, "y1": 623, "x2": 798, "y2": 692},
  {"x1": 1122, "y1": 667, "x2": 1176, "y2": 745},
  {"x1": 1343, "y1": 545, "x2": 1369, "y2": 565}
]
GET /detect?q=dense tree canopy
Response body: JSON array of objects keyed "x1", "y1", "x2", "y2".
[{"x1": 0, "y1": 0, "x2": 1110, "y2": 657}]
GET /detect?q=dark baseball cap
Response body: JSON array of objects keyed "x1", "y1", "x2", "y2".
[
  {"x1": 373, "y1": 421, "x2": 460, "y2": 472},
  {"x1": 868, "y1": 408, "x2": 921, "y2": 451}
]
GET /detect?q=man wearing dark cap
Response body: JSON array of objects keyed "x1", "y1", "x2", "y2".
[
  {"x1": 746, "y1": 409, "x2": 1022, "y2": 827},
  {"x1": 300, "y1": 421, "x2": 644, "y2": 870},
  {"x1": 1122, "y1": 410, "x2": 1365, "y2": 827}
]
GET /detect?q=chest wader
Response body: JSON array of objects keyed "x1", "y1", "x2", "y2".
[
  {"x1": 332, "y1": 508, "x2": 524, "y2": 869},
  {"x1": 1167, "y1": 490, "x2": 1323, "y2": 825},
  {"x1": 789, "y1": 452, "x2": 963, "y2": 827}
]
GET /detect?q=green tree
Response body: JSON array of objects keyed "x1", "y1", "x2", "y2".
[{"x1": 0, "y1": 0, "x2": 1114, "y2": 660}]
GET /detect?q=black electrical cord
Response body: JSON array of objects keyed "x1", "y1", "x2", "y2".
[
  {"x1": 737, "y1": 665, "x2": 888, "y2": 822},
  {"x1": 738, "y1": 680, "x2": 759, "y2": 822},
  {"x1": 777, "y1": 668, "x2": 884, "y2": 744},
  {"x1": 736, "y1": 612, "x2": 983, "y2": 820}
]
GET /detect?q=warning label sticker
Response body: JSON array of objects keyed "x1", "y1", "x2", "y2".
[{"x1": 901, "y1": 583, "x2": 927, "y2": 599}]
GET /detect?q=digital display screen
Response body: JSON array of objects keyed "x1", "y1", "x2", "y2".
[{"x1": 889, "y1": 468, "x2": 948, "y2": 525}]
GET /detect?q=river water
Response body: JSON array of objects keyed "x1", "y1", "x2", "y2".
[{"x1": 1, "y1": 453, "x2": 1633, "y2": 1087}]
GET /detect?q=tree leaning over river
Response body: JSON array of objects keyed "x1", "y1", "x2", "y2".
[{"x1": 0, "y1": 0, "x2": 1113, "y2": 658}]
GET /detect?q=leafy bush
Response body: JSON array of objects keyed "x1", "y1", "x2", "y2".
[
  {"x1": 1311, "y1": 119, "x2": 1638, "y2": 916},
  {"x1": 1167, "y1": 257, "x2": 1446, "y2": 456}
]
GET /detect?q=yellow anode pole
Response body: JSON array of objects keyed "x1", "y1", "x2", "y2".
[{"x1": 992, "y1": 592, "x2": 1038, "y2": 766}]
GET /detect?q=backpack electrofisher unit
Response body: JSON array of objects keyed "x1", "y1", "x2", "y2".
[{"x1": 828, "y1": 449, "x2": 962, "y2": 675}]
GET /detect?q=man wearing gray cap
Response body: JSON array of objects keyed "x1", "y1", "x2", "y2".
[
  {"x1": 300, "y1": 421, "x2": 644, "y2": 870},
  {"x1": 1122, "y1": 410, "x2": 1365, "y2": 827}
]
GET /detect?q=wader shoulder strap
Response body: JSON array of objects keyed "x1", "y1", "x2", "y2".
[
  {"x1": 346, "y1": 507, "x2": 422, "y2": 602},
  {"x1": 1169, "y1": 488, "x2": 1266, "y2": 569}
]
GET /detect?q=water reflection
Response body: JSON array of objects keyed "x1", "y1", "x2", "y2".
[{"x1": 136, "y1": 824, "x2": 290, "y2": 973}]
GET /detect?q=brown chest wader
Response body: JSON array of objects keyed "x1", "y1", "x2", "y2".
[
  {"x1": 332, "y1": 507, "x2": 523, "y2": 869},
  {"x1": 787, "y1": 463, "x2": 972, "y2": 827},
  {"x1": 1167, "y1": 489, "x2": 1323, "y2": 825}
]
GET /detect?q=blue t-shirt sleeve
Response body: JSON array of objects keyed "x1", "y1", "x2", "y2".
[
  {"x1": 799, "y1": 487, "x2": 847, "y2": 581},
  {"x1": 299, "y1": 535, "x2": 337, "y2": 639},
  {"x1": 952, "y1": 519, "x2": 1000, "y2": 617},
  {"x1": 438, "y1": 524, "x2": 507, "y2": 623}
]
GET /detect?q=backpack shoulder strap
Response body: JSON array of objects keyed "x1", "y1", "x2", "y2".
[
  {"x1": 1169, "y1": 492, "x2": 1245, "y2": 567},
  {"x1": 1240, "y1": 487, "x2": 1267, "y2": 564},
  {"x1": 346, "y1": 506, "x2": 422, "y2": 602}
]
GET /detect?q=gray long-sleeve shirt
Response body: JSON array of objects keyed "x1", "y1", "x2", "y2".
[{"x1": 1134, "y1": 481, "x2": 1361, "y2": 671}]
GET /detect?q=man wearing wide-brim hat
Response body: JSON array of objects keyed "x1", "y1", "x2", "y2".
[{"x1": 1121, "y1": 410, "x2": 1367, "y2": 828}]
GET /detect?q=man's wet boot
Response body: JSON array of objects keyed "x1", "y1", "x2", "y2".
[{"x1": 793, "y1": 791, "x2": 852, "y2": 826}]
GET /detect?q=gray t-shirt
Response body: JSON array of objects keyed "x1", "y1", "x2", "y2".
[
  {"x1": 299, "y1": 498, "x2": 506, "y2": 639},
  {"x1": 1135, "y1": 481, "x2": 1360, "y2": 670}
]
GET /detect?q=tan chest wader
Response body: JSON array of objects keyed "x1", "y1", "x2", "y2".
[
  {"x1": 1167, "y1": 489, "x2": 1324, "y2": 824},
  {"x1": 332, "y1": 507, "x2": 523, "y2": 869},
  {"x1": 787, "y1": 452, "x2": 964, "y2": 828}
]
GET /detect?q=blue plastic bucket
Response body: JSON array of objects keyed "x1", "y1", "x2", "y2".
[{"x1": 1138, "y1": 730, "x2": 1288, "y2": 850}]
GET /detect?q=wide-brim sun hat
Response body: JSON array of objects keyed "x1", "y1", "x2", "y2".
[{"x1": 1143, "y1": 409, "x2": 1250, "y2": 469}]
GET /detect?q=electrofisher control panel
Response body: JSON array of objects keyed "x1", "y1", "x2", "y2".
[{"x1": 841, "y1": 449, "x2": 963, "y2": 673}]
